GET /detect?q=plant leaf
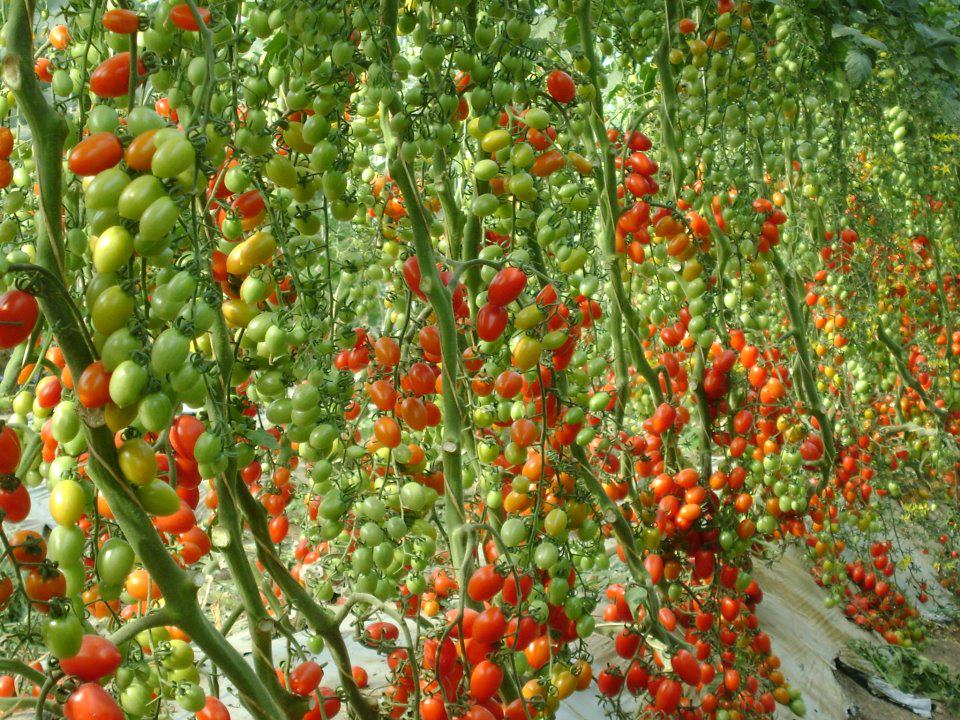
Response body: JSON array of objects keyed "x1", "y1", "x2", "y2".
[
  {"x1": 914, "y1": 22, "x2": 960, "y2": 48},
  {"x1": 845, "y1": 48, "x2": 873, "y2": 87},
  {"x1": 832, "y1": 23, "x2": 888, "y2": 50}
]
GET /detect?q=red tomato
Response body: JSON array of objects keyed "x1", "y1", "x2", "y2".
[
  {"x1": 470, "y1": 607, "x2": 507, "y2": 645},
  {"x1": 34, "y1": 57, "x2": 53, "y2": 83},
  {"x1": 170, "y1": 415, "x2": 205, "y2": 459},
  {"x1": 597, "y1": 667, "x2": 625, "y2": 696},
  {"x1": 59, "y1": 635, "x2": 121, "y2": 681},
  {"x1": 487, "y1": 267, "x2": 527, "y2": 307},
  {"x1": 169, "y1": 3, "x2": 212, "y2": 31},
  {"x1": 89, "y1": 52, "x2": 146, "y2": 98},
  {"x1": 0, "y1": 482, "x2": 29, "y2": 523},
  {"x1": 0, "y1": 290, "x2": 39, "y2": 349},
  {"x1": 196, "y1": 696, "x2": 231, "y2": 720},
  {"x1": 153, "y1": 501, "x2": 197, "y2": 534},
  {"x1": 670, "y1": 649, "x2": 701, "y2": 685},
  {"x1": 546, "y1": 69, "x2": 576, "y2": 103},
  {"x1": 467, "y1": 565, "x2": 503, "y2": 602},
  {"x1": 63, "y1": 683, "x2": 123, "y2": 720},
  {"x1": 102, "y1": 8, "x2": 139, "y2": 34},
  {"x1": 469, "y1": 660, "x2": 503, "y2": 701},
  {"x1": 654, "y1": 678, "x2": 682, "y2": 713},
  {"x1": 289, "y1": 661, "x2": 323, "y2": 696},
  {"x1": 476, "y1": 302, "x2": 508, "y2": 342},
  {"x1": 0, "y1": 426, "x2": 21, "y2": 475},
  {"x1": 68, "y1": 132, "x2": 123, "y2": 176}
]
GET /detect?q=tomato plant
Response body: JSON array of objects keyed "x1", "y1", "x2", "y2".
[{"x1": 0, "y1": 0, "x2": 953, "y2": 719}]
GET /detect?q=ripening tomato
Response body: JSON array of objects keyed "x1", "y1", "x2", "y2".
[
  {"x1": 25, "y1": 567, "x2": 66, "y2": 612},
  {"x1": 373, "y1": 416, "x2": 402, "y2": 448},
  {"x1": 124, "y1": 128, "x2": 159, "y2": 171},
  {"x1": 49, "y1": 24, "x2": 70, "y2": 48},
  {"x1": 77, "y1": 361, "x2": 112, "y2": 408},
  {"x1": 0, "y1": 290, "x2": 39, "y2": 348},
  {"x1": 89, "y1": 52, "x2": 146, "y2": 98},
  {"x1": 10, "y1": 529, "x2": 45, "y2": 564},
  {"x1": 546, "y1": 70, "x2": 576, "y2": 103}
]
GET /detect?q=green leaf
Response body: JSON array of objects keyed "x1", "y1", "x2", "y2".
[
  {"x1": 845, "y1": 48, "x2": 873, "y2": 87},
  {"x1": 564, "y1": 20, "x2": 580, "y2": 50},
  {"x1": 832, "y1": 23, "x2": 888, "y2": 50},
  {"x1": 248, "y1": 428, "x2": 279, "y2": 450},
  {"x1": 933, "y1": 49, "x2": 960, "y2": 75},
  {"x1": 914, "y1": 22, "x2": 960, "y2": 48},
  {"x1": 264, "y1": 32, "x2": 289, "y2": 56}
]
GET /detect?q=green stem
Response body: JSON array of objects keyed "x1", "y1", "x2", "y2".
[
  {"x1": 108, "y1": 607, "x2": 173, "y2": 647},
  {"x1": 577, "y1": 0, "x2": 664, "y2": 408},
  {"x1": 0, "y1": 659, "x2": 45, "y2": 686},
  {"x1": 654, "y1": 0, "x2": 684, "y2": 199}
]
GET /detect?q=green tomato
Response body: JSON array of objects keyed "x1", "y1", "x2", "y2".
[
  {"x1": 136, "y1": 478, "x2": 181, "y2": 516},
  {"x1": 85, "y1": 167, "x2": 131, "y2": 211},
  {"x1": 91, "y1": 285, "x2": 134, "y2": 335},
  {"x1": 176, "y1": 683, "x2": 206, "y2": 713},
  {"x1": 193, "y1": 432, "x2": 222, "y2": 465},
  {"x1": 127, "y1": 107, "x2": 165, "y2": 136},
  {"x1": 135, "y1": 196, "x2": 179, "y2": 256},
  {"x1": 138, "y1": 392, "x2": 174, "y2": 434},
  {"x1": 151, "y1": 328, "x2": 190, "y2": 376},
  {"x1": 47, "y1": 524, "x2": 85, "y2": 565},
  {"x1": 151, "y1": 137, "x2": 195, "y2": 178},
  {"x1": 501, "y1": 517, "x2": 526, "y2": 547},
  {"x1": 43, "y1": 613, "x2": 83, "y2": 659},
  {"x1": 102, "y1": 328, "x2": 141, "y2": 372},
  {"x1": 118, "y1": 175, "x2": 167, "y2": 221},
  {"x1": 93, "y1": 225, "x2": 134, "y2": 274},
  {"x1": 87, "y1": 105, "x2": 120, "y2": 134},
  {"x1": 108, "y1": 360, "x2": 148, "y2": 408},
  {"x1": 120, "y1": 683, "x2": 153, "y2": 716},
  {"x1": 97, "y1": 537, "x2": 135, "y2": 586},
  {"x1": 51, "y1": 401, "x2": 81, "y2": 443}
]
